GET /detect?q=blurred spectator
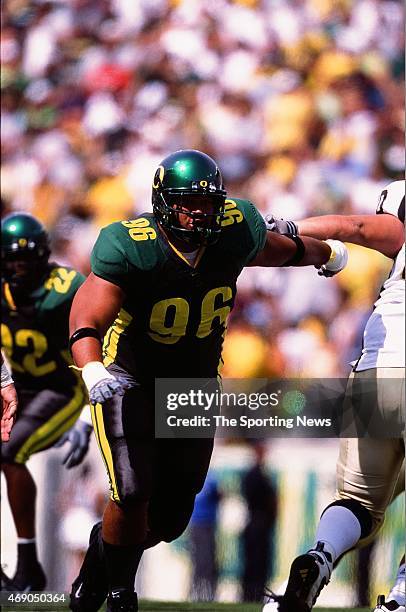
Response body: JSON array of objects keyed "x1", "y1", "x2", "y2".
[
  {"x1": 189, "y1": 471, "x2": 221, "y2": 602},
  {"x1": 241, "y1": 443, "x2": 277, "y2": 602}
]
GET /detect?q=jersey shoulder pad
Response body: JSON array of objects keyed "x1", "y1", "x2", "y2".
[
  {"x1": 91, "y1": 216, "x2": 159, "y2": 286},
  {"x1": 376, "y1": 180, "x2": 405, "y2": 222},
  {"x1": 220, "y1": 197, "x2": 267, "y2": 264},
  {"x1": 43, "y1": 264, "x2": 85, "y2": 308}
]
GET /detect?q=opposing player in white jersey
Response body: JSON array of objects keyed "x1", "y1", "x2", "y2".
[{"x1": 265, "y1": 179, "x2": 405, "y2": 612}]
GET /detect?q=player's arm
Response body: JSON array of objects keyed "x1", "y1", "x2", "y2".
[
  {"x1": 1, "y1": 353, "x2": 18, "y2": 442},
  {"x1": 69, "y1": 272, "x2": 129, "y2": 404},
  {"x1": 267, "y1": 214, "x2": 404, "y2": 259},
  {"x1": 297, "y1": 214, "x2": 404, "y2": 259},
  {"x1": 248, "y1": 231, "x2": 347, "y2": 276},
  {"x1": 69, "y1": 272, "x2": 124, "y2": 365}
]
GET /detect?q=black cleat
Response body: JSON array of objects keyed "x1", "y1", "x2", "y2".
[
  {"x1": 9, "y1": 563, "x2": 47, "y2": 592},
  {"x1": 107, "y1": 588, "x2": 138, "y2": 612},
  {"x1": 277, "y1": 543, "x2": 332, "y2": 612},
  {"x1": 1, "y1": 567, "x2": 14, "y2": 590},
  {"x1": 69, "y1": 521, "x2": 108, "y2": 612}
]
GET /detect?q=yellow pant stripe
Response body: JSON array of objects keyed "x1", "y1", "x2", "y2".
[
  {"x1": 14, "y1": 381, "x2": 85, "y2": 464},
  {"x1": 103, "y1": 308, "x2": 132, "y2": 367},
  {"x1": 90, "y1": 402, "x2": 120, "y2": 503}
]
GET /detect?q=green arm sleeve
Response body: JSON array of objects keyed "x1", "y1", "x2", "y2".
[
  {"x1": 91, "y1": 224, "x2": 130, "y2": 288},
  {"x1": 235, "y1": 199, "x2": 267, "y2": 264}
]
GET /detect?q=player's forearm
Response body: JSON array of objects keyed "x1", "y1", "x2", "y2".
[
  {"x1": 298, "y1": 214, "x2": 404, "y2": 258},
  {"x1": 297, "y1": 215, "x2": 355, "y2": 241},
  {"x1": 299, "y1": 236, "x2": 333, "y2": 266},
  {"x1": 69, "y1": 273, "x2": 124, "y2": 367},
  {"x1": 71, "y1": 337, "x2": 104, "y2": 369},
  {"x1": 69, "y1": 305, "x2": 106, "y2": 367},
  {"x1": 251, "y1": 233, "x2": 333, "y2": 267}
]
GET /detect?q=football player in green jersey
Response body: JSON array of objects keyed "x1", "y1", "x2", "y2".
[
  {"x1": 68, "y1": 149, "x2": 348, "y2": 612},
  {"x1": 1, "y1": 213, "x2": 93, "y2": 592}
]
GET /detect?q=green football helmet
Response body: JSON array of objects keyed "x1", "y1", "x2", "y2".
[
  {"x1": 2, "y1": 212, "x2": 50, "y2": 293},
  {"x1": 152, "y1": 149, "x2": 227, "y2": 246}
]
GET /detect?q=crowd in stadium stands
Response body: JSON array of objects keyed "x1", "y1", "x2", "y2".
[{"x1": 1, "y1": 0, "x2": 404, "y2": 377}]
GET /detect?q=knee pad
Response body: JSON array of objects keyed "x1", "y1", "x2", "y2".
[
  {"x1": 113, "y1": 489, "x2": 149, "y2": 508},
  {"x1": 152, "y1": 492, "x2": 196, "y2": 543},
  {"x1": 160, "y1": 524, "x2": 187, "y2": 543}
]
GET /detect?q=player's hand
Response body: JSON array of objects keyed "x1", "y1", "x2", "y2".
[
  {"x1": 81, "y1": 361, "x2": 132, "y2": 405},
  {"x1": 88, "y1": 376, "x2": 131, "y2": 404},
  {"x1": 55, "y1": 419, "x2": 93, "y2": 469},
  {"x1": 265, "y1": 214, "x2": 298, "y2": 235},
  {"x1": 1, "y1": 382, "x2": 18, "y2": 442},
  {"x1": 317, "y1": 239, "x2": 348, "y2": 277}
]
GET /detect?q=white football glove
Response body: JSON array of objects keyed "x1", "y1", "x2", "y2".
[
  {"x1": 81, "y1": 361, "x2": 131, "y2": 404},
  {"x1": 318, "y1": 240, "x2": 348, "y2": 277},
  {"x1": 55, "y1": 406, "x2": 93, "y2": 469}
]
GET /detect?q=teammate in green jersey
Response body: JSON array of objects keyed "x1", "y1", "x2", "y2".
[
  {"x1": 68, "y1": 149, "x2": 348, "y2": 612},
  {"x1": 1, "y1": 213, "x2": 92, "y2": 591}
]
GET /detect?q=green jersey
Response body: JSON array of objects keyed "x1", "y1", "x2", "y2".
[
  {"x1": 1, "y1": 264, "x2": 85, "y2": 392},
  {"x1": 91, "y1": 198, "x2": 267, "y2": 383}
]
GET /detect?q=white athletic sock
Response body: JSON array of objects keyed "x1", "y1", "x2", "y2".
[
  {"x1": 311, "y1": 506, "x2": 361, "y2": 563},
  {"x1": 388, "y1": 563, "x2": 406, "y2": 605}
]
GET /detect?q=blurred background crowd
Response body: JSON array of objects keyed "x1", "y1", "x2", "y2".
[
  {"x1": 1, "y1": 0, "x2": 405, "y2": 606},
  {"x1": 1, "y1": 0, "x2": 404, "y2": 378}
]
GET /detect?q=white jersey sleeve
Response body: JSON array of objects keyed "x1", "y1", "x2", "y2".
[
  {"x1": 376, "y1": 179, "x2": 405, "y2": 220},
  {"x1": 354, "y1": 180, "x2": 405, "y2": 371}
]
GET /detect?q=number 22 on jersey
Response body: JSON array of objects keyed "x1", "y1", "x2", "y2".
[{"x1": 1, "y1": 325, "x2": 57, "y2": 376}]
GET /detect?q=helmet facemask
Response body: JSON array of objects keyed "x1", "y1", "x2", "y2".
[
  {"x1": 2, "y1": 242, "x2": 50, "y2": 295},
  {"x1": 155, "y1": 190, "x2": 226, "y2": 246},
  {"x1": 151, "y1": 149, "x2": 227, "y2": 247}
]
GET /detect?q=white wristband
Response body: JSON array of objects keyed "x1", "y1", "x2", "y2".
[
  {"x1": 81, "y1": 361, "x2": 115, "y2": 393},
  {"x1": 323, "y1": 240, "x2": 348, "y2": 272},
  {"x1": 1, "y1": 360, "x2": 14, "y2": 388}
]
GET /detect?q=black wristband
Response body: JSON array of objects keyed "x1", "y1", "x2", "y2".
[
  {"x1": 69, "y1": 327, "x2": 101, "y2": 353},
  {"x1": 282, "y1": 234, "x2": 306, "y2": 266}
]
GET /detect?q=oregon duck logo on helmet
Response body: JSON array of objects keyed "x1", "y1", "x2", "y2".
[{"x1": 151, "y1": 149, "x2": 227, "y2": 246}]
